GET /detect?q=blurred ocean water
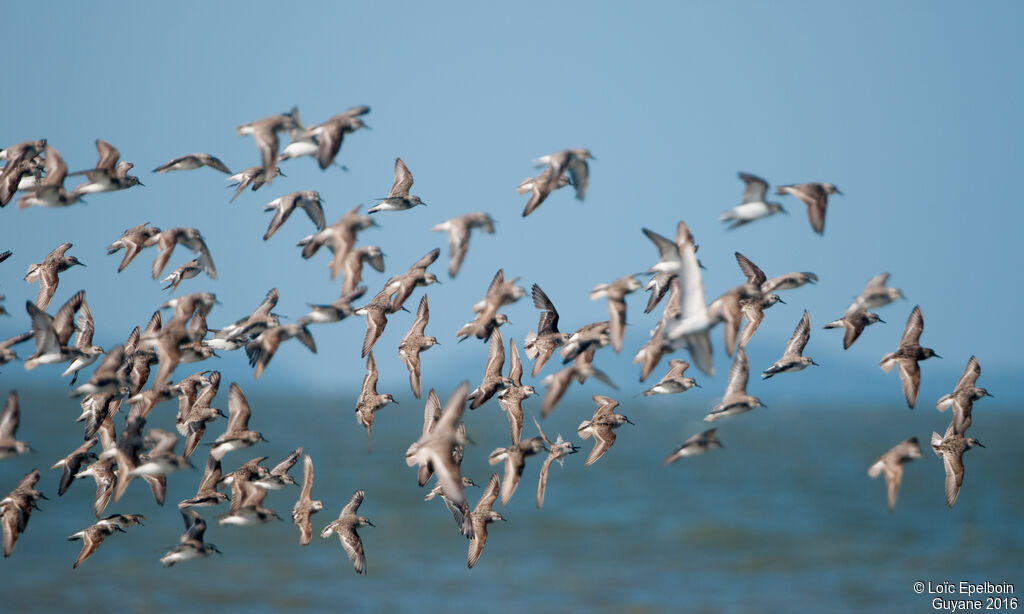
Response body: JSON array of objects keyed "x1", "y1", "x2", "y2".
[{"x1": 1, "y1": 387, "x2": 1020, "y2": 613}]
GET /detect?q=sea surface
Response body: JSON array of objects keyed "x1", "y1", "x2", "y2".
[{"x1": 1, "y1": 386, "x2": 1020, "y2": 613}]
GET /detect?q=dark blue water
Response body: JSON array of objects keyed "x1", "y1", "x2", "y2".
[{"x1": 1, "y1": 386, "x2": 1020, "y2": 613}]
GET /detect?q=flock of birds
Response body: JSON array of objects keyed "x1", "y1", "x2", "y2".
[{"x1": 0, "y1": 104, "x2": 994, "y2": 574}]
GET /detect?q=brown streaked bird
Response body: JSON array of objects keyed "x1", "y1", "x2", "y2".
[
  {"x1": 368, "y1": 157, "x2": 425, "y2": 213},
  {"x1": 824, "y1": 309, "x2": 885, "y2": 350},
  {"x1": 406, "y1": 382, "x2": 471, "y2": 509},
  {"x1": 160, "y1": 509, "x2": 221, "y2": 566},
  {"x1": 662, "y1": 428, "x2": 723, "y2": 466},
  {"x1": 590, "y1": 274, "x2": 642, "y2": 352},
  {"x1": 384, "y1": 249, "x2": 441, "y2": 314},
  {"x1": 868, "y1": 437, "x2": 922, "y2": 513},
  {"x1": 532, "y1": 416, "x2": 578, "y2": 509},
  {"x1": 642, "y1": 359, "x2": 699, "y2": 396},
  {"x1": 24, "y1": 242, "x2": 85, "y2": 310},
  {"x1": 776, "y1": 181, "x2": 842, "y2": 235},
  {"x1": 521, "y1": 148, "x2": 594, "y2": 216},
  {"x1": 431, "y1": 212, "x2": 495, "y2": 277},
  {"x1": 211, "y1": 383, "x2": 266, "y2": 460},
  {"x1": 467, "y1": 473, "x2": 504, "y2": 568},
  {"x1": 398, "y1": 295, "x2": 438, "y2": 399},
  {"x1": 51, "y1": 437, "x2": 98, "y2": 496},
  {"x1": 107, "y1": 223, "x2": 161, "y2": 273},
  {"x1": 178, "y1": 453, "x2": 229, "y2": 509},
  {"x1": 75, "y1": 451, "x2": 116, "y2": 519},
  {"x1": 703, "y1": 348, "x2": 765, "y2": 422},
  {"x1": 930, "y1": 424, "x2": 984, "y2": 509},
  {"x1": 304, "y1": 105, "x2": 371, "y2": 169},
  {"x1": 227, "y1": 165, "x2": 284, "y2": 202},
  {"x1": 23, "y1": 290, "x2": 86, "y2": 370},
  {"x1": 161, "y1": 259, "x2": 202, "y2": 292},
  {"x1": 68, "y1": 521, "x2": 127, "y2": 569},
  {"x1": 218, "y1": 478, "x2": 279, "y2": 526},
  {"x1": 458, "y1": 269, "x2": 522, "y2": 342},
  {"x1": 634, "y1": 276, "x2": 682, "y2": 381},
  {"x1": 468, "y1": 330, "x2": 514, "y2": 410},
  {"x1": 321, "y1": 490, "x2": 374, "y2": 574},
  {"x1": 415, "y1": 390, "x2": 443, "y2": 488},
  {"x1": 70, "y1": 139, "x2": 142, "y2": 196},
  {"x1": 936, "y1": 355, "x2": 992, "y2": 436},
  {"x1": 488, "y1": 436, "x2": 545, "y2": 507},
  {"x1": 847, "y1": 273, "x2": 904, "y2": 314},
  {"x1": 262, "y1": 190, "x2": 326, "y2": 241},
  {"x1": 236, "y1": 107, "x2": 299, "y2": 187},
  {"x1": 152, "y1": 153, "x2": 231, "y2": 175},
  {"x1": 1, "y1": 469, "x2": 46, "y2": 557},
  {"x1": 518, "y1": 165, "x2": 572, "y2": 217},
  {"x1": 255, "y1": 447, "x2": 302, "y2": 490},
  {"x1": 217, "y1": 456, "x2": 269, "y2": 490},
  {"x1": 719, "y1": 171, "x2": 787, "y2": 229},
  {"x1": 291, "y1": 454, "x2": 324, "y2": 546},
  {"x1": 298, "y1": 204, "x2": 377, "y2": 280},
  {"x1": 523, "y1": 284, "x2": 571, "y2": 378},
  {"x1": 0, "y1": 391, "x2": 32, "y2": 460},
  {"x1": 16, "y1": 145, "x2": 83, "y2": 209},
  {"x1": 299, "y1": 286, "x2": 366, "y2": 326},
  {"x1": 355, "y1": 352, "x2": 398, "y2": 451},
  {"x1": 0, "y1": 139, "x2": 46, "y2": 206},
  {"x1": 354, "y1": 288, "x2": 395, "y2": 358},
  {"x1": 149, "y1": 227, "x2": 216, "y2": 280},
  {"x1": 577, "y1": 395, "x2": 632, "y2": 466},
  {"x1": 341, "y1": 245, "x2": 385, "y2": 296},
  {"x1": 761, "y1": 310, "x2": 818, "y2": 379},
  {"x1": 879, "y1": 305, "x2": 940, "y2": 409},
  {"x1": 209, "y1": 288, "x2": 279, "y2": 345},
  {"x1": 559, "y1": 321, "x2": 611, "y2": 364},
  {"x1": 112, "y1": 417, "x2": 172, "y2": 505},
  {"x1": 497, "y1": 339, "x2": 535, "y2": 444},
  {"x1": 244, "y1": 323, "x2": 316, "y2": 380},
  {"x1": 175, "y1": 372, "x2": 226, "y2": 458}
]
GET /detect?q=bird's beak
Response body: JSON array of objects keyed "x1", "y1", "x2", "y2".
[
  {"x1": 693, "y1": 382, "x2": 702, "y2": 388},
  {"x1": 877, "y1": 318, "x2": 886, "y2": 324},
  {"x1": 260, "y1": 434, "x2": 270, "y2": 443},
  {"x1": 933, "y1": 353, "x2": 942, "y2": 359},
  {"x1": 985, "y1": 391, "x2": 994, "y2": 398},
  {"x1": 137, "y1": 181, "x2": 145, "y2": 187},
  {"x1": 624, "y1": 417, "x2": 635, "y2": 425},
  {"x1": 975, "y1": 441, "x2": 986, "y2": 448},
  {"x1": 780, "y1": 206, "x2": 789, "y2": 215},
  {"x1": 777, "y1": 297, "x2": 786, "y2": 304},
  {"x1": 367, "y1": 520, "x2": 376, "y2": 527},
  {"x1": 810, "y1": 360, "x2": 820, "y2": 366}
]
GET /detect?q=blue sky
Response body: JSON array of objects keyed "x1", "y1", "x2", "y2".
[{"x1": 0, "y1": 1, "x2": 1020, "y2": 407}]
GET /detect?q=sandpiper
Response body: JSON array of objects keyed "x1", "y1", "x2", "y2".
[
  {"x1": 70, "y1": 140, "x2": 143, "y2": 196},
  {"x1": 50, "y1": 438, "x2": 97, "y2": 496},
  {"x1": 354, "y1": 288, "x2": 395, "y2": 358},
  {"x1": 642, "y1": 359, "x2": 699, "y2": 396},
  {"x1": 776, "y1": 181, "x2": 842, "y2": 235},
  {"x1": 577, "y1": 395, "x2": 633, "y2": 466},
  {"x1": 720, "y1": 172, "x2": 786, "y2": 229},
  {"x1": 590, "y1": 274, "x2": 642, "y2": 352},
  {"x1": 24, "y1": 290, "x2": 86, "y2": 370},
  {"x1": 398, "y1": 295, "x2": 438, "y2": 399},
  {"x1": 846, "y1": 273, "x2": 904, "y2": 314},
  {"x1": 160, "y1": 509, "x2": 221, "y2": 566},
  {"x1": 75, "y1": 454, "x2": 115, "y2": 519},
  {"x1": 161, "y1": 259, "x2": 202, "y2": 292},
  {"x1": 936, "y1": 355, "x2": 991, "y2": 436},
  {"x1": 524, "y1": 284, "x2": 571, "y2": 377},
  {"x1": 518, "y1": 165, "x2": 571, "y2": 217},
  {"x1": 468, "y1": 330, "x2": 514, "y2": 410},
  {"x1": 303, "y1": 105, "x2": 371, "y2": 169},
  {"x1": 107, "y1": 223, "x2": 161, "y2": 273},
  {"x1": 540, "y1": 350, "x2": 616, "y2": 417},
  {"x1": 532, "y1": 416, "x2": 578, "y2": 509},
  {"x1": 431, "y1": 212, "x2": 495, "y2": 277},
  {"x1": 227, "y1": 165, "x2": 284, "y2": 202},
  {"x1": 178, "y1": 453, "x2": 229, "y2": 509},
  {"x1": 16, "y1": 145, "x2": 83, "y2": 209},
  {"x1": 24, "y1": 242, "x2": 85, "y2": 310},
  {"x1": 298, "y1": 286, "x2": 366, "y2": 325},
  {"x1": 262, "y1": 190, "x2": 326, "y2": 241},
  {"x1": 406, "y1": 382, "x2": 471, "y2": 508},
  {"x1": 148, "y1": 227, "x2": 216, "y2": 280},
  {"x1": 298, "y1": 205, "x2": 377, "y2": 280},
  {"x1": 930, "y1": 424, "x2": 984, "y2": 509},
  {"x1": 71, "y1": 345, "x2": 126, "y2": 399},
  {"x1": 868, "y1": 437, "x2": 922, "y2": 512},
  {"x1": 68, "y1": 521, "x2": 127, "y2": 569},
  {"x1": 521, "y1": 148, "x2": 594, "y2": 216},
  {"x1": 467, "y1": 473, "x2": 504, "y2": 568},
  {"x1": 211, "y1": 383, "x2": 266, "y2": 460},
  {"x1": 762, "y1": 310, "x2": 817, "y2": 379},
  {"x1": 496, "y1": 339, "x2": 535, "y2": 444},
  {"x1": 218, "y1": 478, "x2": 279, "y2": 526},
  {"x1": 703, "y1": 348, "x2": 765, "y2": 422},
  {"x1": 236, "y1": 107, "x2": 299, "y2": 187},
  {"x1": 368, "y1": 157, "x2": 425, "y2": 212},
  {"x1": 662, "y1": 429, "x2": 723, "y2": 465},
  {"x1": 879, "y1": 305, "x2": 940, "y2": 409},
  {"x1": 321, "y1": 490, "x2": 374, "y2": 574},
  {"x1": 824, "y1": 309, "x2": 885, "y2": 350},
  {"x1": 244, "y1": 323, "x2": 317, "y2": 379},
  {"x1": 634, "y1": 276, "x2": 681, "y2": 381},
  {"x1": 354, "y1": 352, "x2": 398, "y2": 451},
  {"x1": 152, "y1": 153, "x2": 231, "y2": 174},
  {"x1": 0, "y1": 391, "x2": 32, "y2": 460},
  {"x1": 340, "y1": 245, "x2": 386, "y2": 296},
  {"x1": 0, "y1": 139, "x2": 46, "y2": 206},
  {"x1": 384, "y1": 248, "x2": 441, "y2": 314},
  {"x1": 291, "y1": 454, "x2": 324, "y2": 546},
  {"x1": 489, "y1": 436, "x2": 545, "y2": 506},
  {"x1": 256, "y1": 447, "x2": 301, "y2": 490},
  {"x1": 1, "y1": 469, "x2": 46, "y2": 557}
]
